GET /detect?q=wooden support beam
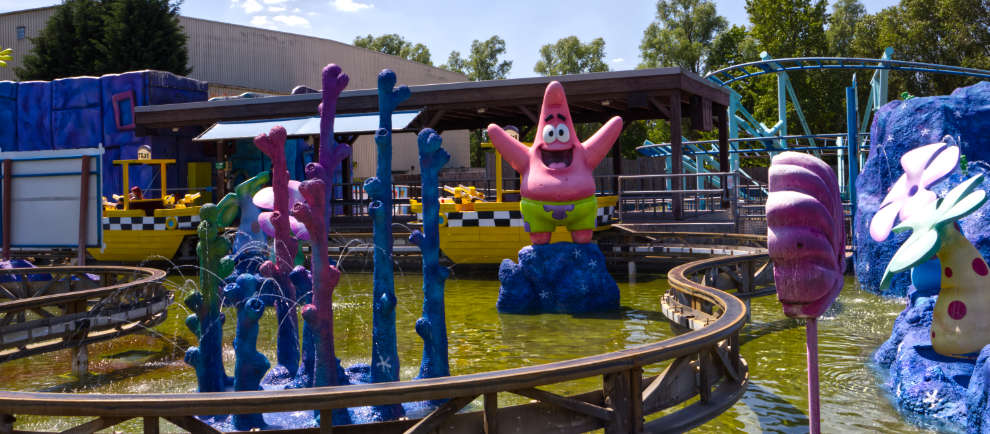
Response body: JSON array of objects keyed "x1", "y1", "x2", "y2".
[
  {"x1": 404, "y1": 395, "x2": 477, "y2": 434},
  {"x1": 718, "y1": 104, "x2": 730, "y2": 208},
  {"x1": 670, "y1": 91, "x2": 683, "y2": 220},
  {"x1": 59, "y1": 416, "x2": 130, "y2": 434},
  {"x1": 642, "y1": 355, "x2": 695, "y2": 412},
  {"x1": 630, "y1": 367, "x2": 644, "y2": 433},
  {"x1": 2, "y1": 159, "x2": 11, "y2": 260},
  {"x1": 648, "y1": 96, "x2": 671, "y2": 118},
  {"x1": 425, "y1": 109, "x2": 447, "y2": 129},
  {"x1": 143, "y1": 416, "x2": 160, "y2": 434},
  {"x1": 164, "y1": 416, "x2": 223, "y2": 434},
  {"x1": 78, "y1": 156, "x2": 90, "y2": 266},
  {"x1": 603, "y1": 370, "x2": 633, "y2": 434},
  {"x1": 516, "y1": 105, "x2": 538, "y2": 124},
  {"x1": 512, "y1": 387, "x2": 613, "y2": 422},
  {"x1": 483, "y1": 392, "x2": 498, "y2": 434}
]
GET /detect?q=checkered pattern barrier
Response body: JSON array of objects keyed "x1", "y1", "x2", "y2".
[
  {"x1": 596, "y1": 206, "x2": 616, "y2": 227},
  {"x1": 103, "y1": 215, "x2": 200, "y2": 231},
  {"x1": 445, "y1": 210, "x2": 524, "y2": 227},
  {"x1": 428, "y1": 205, "x2": 618, "y2": 228}
]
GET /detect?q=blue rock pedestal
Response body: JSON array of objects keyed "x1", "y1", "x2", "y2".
[
  {"x1": 873, "y1": 284, "x2": 990, "y2": 432},
  {"x1": 497, "y1": 242, "x2": 619, "y2": 314}
]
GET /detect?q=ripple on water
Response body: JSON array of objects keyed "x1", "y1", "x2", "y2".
[{"x1": 1, "y1": 274, "x2": 922, "y2": 432}]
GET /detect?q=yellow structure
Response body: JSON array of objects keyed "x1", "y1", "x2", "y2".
[
  {"x1": 410, "y1": 143, "x2": 618, "y2": 264},
  {"x1": 88, "y1": 159, "x2": 202, "y2": 262}
]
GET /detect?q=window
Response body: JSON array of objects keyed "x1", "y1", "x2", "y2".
[
  {"x1": 112, "y1": 90, "x2": 136, "y2": 131},
  {"x1": 16, "y1": 26, "x2": 25, "y2": 40}
]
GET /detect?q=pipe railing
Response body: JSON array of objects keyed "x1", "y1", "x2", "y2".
[{"x1": 0, "y1": 242, "x2": 756, "y2": 433}]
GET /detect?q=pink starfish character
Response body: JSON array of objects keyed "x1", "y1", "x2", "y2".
[{"x1": 487, "y1": 81, "x2": 622, "y2": 244}]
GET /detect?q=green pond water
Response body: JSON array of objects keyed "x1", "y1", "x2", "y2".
[{"x1": 2, "y1": 272, "x2": 923, "y2": 433}]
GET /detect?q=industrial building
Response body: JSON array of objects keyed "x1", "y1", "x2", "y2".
[{"x1": 0, "y1": 5, "x2": 472, "y2": 181}]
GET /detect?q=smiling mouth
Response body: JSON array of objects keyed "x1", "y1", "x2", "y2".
[{"x1": 540, "y1": 147, "x2": 573, "y2": 169}]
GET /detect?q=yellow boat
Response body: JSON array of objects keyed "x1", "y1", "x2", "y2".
[
  {"x1": 87, "y1": 159, "x2": 202, "y2": 262},
  {"x1": 410, "y1": 142, "x2": 618, "y2": 264}
]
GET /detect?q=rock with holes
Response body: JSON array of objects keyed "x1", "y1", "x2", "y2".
[{"x1": 496, "y1": 242, "x2": 618, "y2": 314}]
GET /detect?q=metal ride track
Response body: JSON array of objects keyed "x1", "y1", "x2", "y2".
[
  {"x1": 0, "y1": 266, "x2": 168, "y2": 363},
  {"x1": 706, "y1": 57, "x2": 990, "y2": 87},
  {"x1": 0, "y1": 236, "x2": 768, "y2": 434}
]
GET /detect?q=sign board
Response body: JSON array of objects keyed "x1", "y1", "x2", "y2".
[{"x1": 0, "y1": 148, "x2": 102, "y2": 248}]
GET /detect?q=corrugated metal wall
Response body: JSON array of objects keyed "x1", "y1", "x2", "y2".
[
  {"x1": 1, "y1": 7, "x2": 474, "y2": 173},
  {"x1": 0, "y1": 8, "x2": 468, "y2": 92},
  {"x1": 0, "y1": 7, "x2": 55, "y2": 81}
]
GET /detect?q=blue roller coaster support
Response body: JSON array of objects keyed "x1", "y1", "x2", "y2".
[{"x1": 846, "y1": 79, "x2": 859, "y2": 215}]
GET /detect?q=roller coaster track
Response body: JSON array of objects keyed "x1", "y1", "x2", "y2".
[
  {"x1": 0, "y1": 235, "x2": 773, "y2": 434},
  {"x1": 706, "y1": 56, "x2": 990, "y2": 88}
]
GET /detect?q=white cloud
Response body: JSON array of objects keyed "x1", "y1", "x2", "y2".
[
  {"x1": 273, "y1": 15, "x2": 311, "y2": 27},
  {"x1": 293, "y1": 7, "x2": 301, "y2": 12},
  {"x1": 268, "y1": 5, "x2": 286, "y2": 11},
  {"x1": 307, "y1": 11, "x2": 318, "y2": 16},
  {"x1": 241, "y1": 0, "x2": 263, "y2": 13},
  {"x1": 250, "y1": 15, "x2": 269, "y2": 26},
  {"x1": 262, "y1": 0, "x2": 288, "y2": 3},
  {"x1": 332, "y1": 0, "x2": 373, "y2": 12},
  {"x1": 611, "y1": 58, "x2": 624, "y2": 63}
]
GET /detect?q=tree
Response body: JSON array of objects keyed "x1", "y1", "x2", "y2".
[
  {"x1": 443, "y1": 36, "x2": 512, "y2": 81},
  {"x1": 706, "y1": 24, "x2": 759, "y2": 72},
  {"x1": 533, "y1": 36, "x2": 608, "y2": 76},
  {"x1": 826, "y1": 0, "x2": 866, "y2": 56},
  {"x1": 444, "y1": 36, "x2": 513, "y2": 167},
  {"x1": 353, "y1": 33, "x2": 432, "y2": 66},
  {"x1": 17, "y1": 0, "x2": 189, "y2": 81},
  {"x1": 852, "y1": 0, "x2": 990, "y2": 97},
  {"x1": 16, "y1": 0, "x2": 107, "y2": 80},
  {"x1": 639, "y1": 0, "x2": 728, "y2": 74},
  {"x1": 100, "y1": 0, "x2": 190, "y2": 76}
]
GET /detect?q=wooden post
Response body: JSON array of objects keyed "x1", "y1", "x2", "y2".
[
  {"x1": 69, "y1": 299, "x2": 89, "y2": 377},
  {"x1": 143, "y1": 416, "x2": 160, "y2": 434},
  {"x1": 603, "y1": 370, "x2": 633, "y2": 433},
  {"x1": 215, "y1": 141, "x2": 226, "y2": 200},
  {"x1": 630, "y1": 367, "x2": 643, "y2": 433},
  {"x1": 718, "y1": 107, "x2": 730, "y2": 209},
  {"x1": 483, "y1": 392, "x2": 498, "y2": 434},
  {"x1": 670, "y1": 91, "x2": 683, "y2": 220},
  {"x1": 2, "y1": 159, "x2": 11, "y2": 260},
  {"x1": 78, "y1": 156, "x2": 90, "y2": 266},
  {"x1": 1, "y1": 413, "x2": 13, "y2": 434}
]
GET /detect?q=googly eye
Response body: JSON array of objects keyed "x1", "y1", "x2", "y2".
[
  {"x1": 555, "y1": 124, "x2": 570, "y2": 143},
  {"x1": 542, "y1": 124, "x2": 556, "y2": 143}
]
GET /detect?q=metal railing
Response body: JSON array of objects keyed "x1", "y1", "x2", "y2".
[{"x1": 0, "y1": 250, "x2": 752, "y2": 433}]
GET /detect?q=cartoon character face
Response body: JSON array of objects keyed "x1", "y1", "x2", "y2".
[{"x1": 487, "y1": 81, "x2": 622, "y2": 203}]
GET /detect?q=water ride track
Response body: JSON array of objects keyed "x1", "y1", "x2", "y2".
[
  {"x1": 0, "y1": 266, "x2": 168, "y2": 363},
  {"x1": 706, "y1": 57, "x2": 990, "y2": 87},
  {"x1": 0, "y1": 237, "x2": 764, "y2": 434}
]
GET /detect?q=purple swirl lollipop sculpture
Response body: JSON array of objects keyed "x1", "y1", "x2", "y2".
[{"x1": 767, "y1": 151, "x2": 845, "y2": 434}]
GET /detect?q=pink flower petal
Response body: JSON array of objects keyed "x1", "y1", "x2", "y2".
[
  {"x1": 920, "y1": 145, "x2": 960, "y2": 187},
  {"x1": 901, "y1": 142, "x2": 948, "y2": 185},
  {"x1": 252, "y1": 180, "x2": 305, "y2": 210},
  {"x1": 899, "y1": 188, "x2": 937, "y2": 221},
  {"x1": 870, "y1": 201, "x2": 901, "y2": 242}
]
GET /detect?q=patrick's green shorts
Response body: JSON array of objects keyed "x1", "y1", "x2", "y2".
[{"x1": 519, "y1": 195, "x2": 597, "y2": 233}]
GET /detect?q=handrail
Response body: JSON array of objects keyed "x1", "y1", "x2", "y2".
[{"x1": 0, "y1": 243, "x2": 753, "y2": 433}]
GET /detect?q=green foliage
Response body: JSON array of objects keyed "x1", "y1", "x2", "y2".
[
  {"x1": 639, "y1": 0, "x2": 728, "y2": 74},
  {"x1": 353, "y1": 33, "x2": 432, "y2": 66},
  {"x1": 707, "y1": 25, "x2": 759, "y2": 72},
  {"x1": 443, "y1": 36, "x2": 512, "y2": 81},
  {"x1": 16, "y1": 0, "x2": 189, "y2": 81},
  {"x1": 851, "y1": 0, "x2": 990, "y2": 97},
  {"x1": 826, "y1": 0, "x2": 866, "y2": 55},
  {"x1": 534, "y1": 36, "x2": 608, "y2": 76}
]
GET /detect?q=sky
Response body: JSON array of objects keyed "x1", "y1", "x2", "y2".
[{"x1": 2, "y1": 0, "x2": 902, "y2": 79}]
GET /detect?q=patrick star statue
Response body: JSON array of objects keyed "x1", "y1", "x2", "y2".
[{"x1": 488, "y1": 81, "x2": 622, "y2": 244}]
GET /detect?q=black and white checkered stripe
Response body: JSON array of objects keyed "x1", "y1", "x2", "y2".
[
  {"x1": 103, "y1": 215, "x2": 200, "y2": 231},
  {"x1": 444, "y1": 210, "x2": 524, "y2": 227},
  {"x1": 596, "y1": 206, "x2": 616, "y2": 227}
]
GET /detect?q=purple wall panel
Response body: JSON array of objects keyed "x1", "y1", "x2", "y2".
[
  {"x1": 16, "y1": 81, "x2": 52, "y2": 151},
  {"x1": 52, "y1": 77, "x2": 101, "y2": 150},
  {"x1": 0, "y1": 81, "x2": 16, "y2": 151}
]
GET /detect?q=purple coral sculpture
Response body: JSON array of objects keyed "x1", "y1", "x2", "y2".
[
  {"x1": 254, "y1": 125, "x2": 301, "y2": 377},
  {"x1": 317, "y1": 64, "x2": 351, "y2": 228}
]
